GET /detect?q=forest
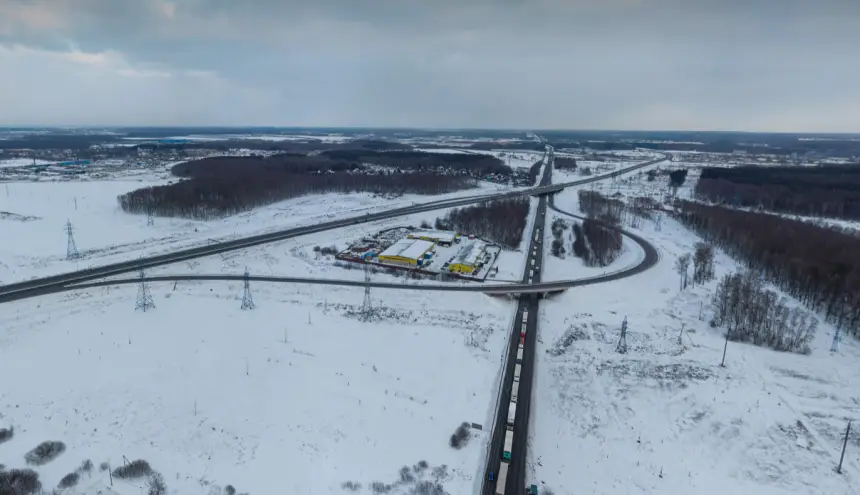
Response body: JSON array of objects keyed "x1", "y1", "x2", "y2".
[
  {"x1": 573, "y1": 190, "x2": 624, "y2": 266},
  {"x1": 696, "y1": 165, "x2": 860, "y2": 219},
  {"x1": 118, "y1": 154, "x2": 475, "y2": 219},
  {"x1": 434, "y1": 198, "x2": 530, "y2": 249},
  {"x1": 554, "y1": 157, "x2": 577, "y2": 170},
  {"x1": 676, "y1": 201, "x2": 860, "y2": 339},
  {"x1": 320, "y1": 149, "x2": 511, "y2": 178},
  {"x1": 712, "y1": 271, "x2": 817, "y2": 354}
]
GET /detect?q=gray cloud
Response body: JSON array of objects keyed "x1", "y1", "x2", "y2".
[{"x1": 1, "y1": 0, "x2": 859, "y2": 130}]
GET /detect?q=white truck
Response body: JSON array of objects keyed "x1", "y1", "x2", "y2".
[{"x1": 496, "y1": 461, "x2": 509, "y2": 495}]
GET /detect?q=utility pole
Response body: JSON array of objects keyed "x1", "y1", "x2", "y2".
[
  {"x1": 616, "y1": 316, "x2": 628, "y2": 354},
  {"x1": 361, "y1": 263, "x2": 373, "y2": 319},
  {"x1": 831, "y1": 326, "x2": 841, "y2": 353},
  {"x1": 720, "y1": 330, "x2": 729, "y2": 367},
  {"x1": 837, "y1": 421, "x2": 851, "y2": 474}
]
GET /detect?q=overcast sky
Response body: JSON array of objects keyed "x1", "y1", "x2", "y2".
[{"x1": 1, "y1": 0, "x2": 859, "y2": 132}]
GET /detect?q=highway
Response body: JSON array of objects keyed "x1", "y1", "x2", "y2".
[{"x1": 0, "y1": 153, "x2": 666, "y2": 304}]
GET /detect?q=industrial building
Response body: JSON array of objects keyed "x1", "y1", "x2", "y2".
[
  {"x1": 448, "y1": 240, "x2": 486, "y2": 274},
  {"x1": 377, "y1": 238, "x2": 436, "y2": 267},
  {"x1": 407, "y1": 230, "x2": 458, "y2": 246}
]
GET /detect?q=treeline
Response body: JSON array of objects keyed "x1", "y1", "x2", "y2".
[
  {"x1": 696, "y1": 165, "x2": 860, "y2": 220},
  {"x1": 554, "y1": 157, "x2": 577, "y2": 170},
  {"x1": 435, "y1": 198, "x2": 529, "y2": 249},
  {"x1": 677, "y1": 201, "x2": 860, "y2": 338},
  {"x1": 528, "y1": 160, "x2": 543, "y2": 185},
  {"x1": 321, "y1": 150, "x2": 511, "y2": 177},
  {"x1": 550, "y1": 218, "x2": 568, "y2": 257},
  {"x1": 118, "y1": 155, "x2": 474, "y2": 219},
  {"x1": 712, "y1": 271, "x2": 817, "y2": 354}
]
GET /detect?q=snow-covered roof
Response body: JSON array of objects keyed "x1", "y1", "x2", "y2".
[
  {"x1": 379, "y1": 238, "x2": 434, "y2": 260},
  {"x1": 408, "y1": 230, "x2": 457, "y2": 243},
  {"x1": 453, "y1": 240, "x2": 484, "y2": 267}
]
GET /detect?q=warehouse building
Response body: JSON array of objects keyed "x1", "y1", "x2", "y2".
[
  {"x1": 377, "y1": 238, "x2": 436, "y2": 267},
  {"x1": 407, "y1": 230, "x2": 458, "y2": 246},
  {"x1": 448, "y1": 240, "x2": 486, "y2": 274}
]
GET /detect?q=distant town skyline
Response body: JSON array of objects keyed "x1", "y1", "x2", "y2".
[{"x1": 1, "y1": 0, "x2": 859, "y2": 132}]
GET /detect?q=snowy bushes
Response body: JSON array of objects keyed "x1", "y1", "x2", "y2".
[
  {"x1": 0, "y1": 427, "x2": 12, "y2": 445},
  {"x1": 449, "y1": 422, "x2": 471, "y2": 449},
  {"x1": 712, "y1": 272, "x2": 816, "y2": 354},
  {"x1": 0, "y1": 468, "x2": 41, "y2": 495},
  {"x1": 24, "y1": 441, "x2": 65, "y2": 466},
  {"x1": 314, "y1": 245, "x2": 338, "y2": 256},
  {"x1": 57, "y1": 472, "x2": 79, "y2": 489},
  {"x1": 550, "y1": 218, "x2": 568, "y2": 258},
  {"x1": 147, "y1": 472, "x2": 167, "y2": 495},
  {"x1": 112, "y1": 459, "x2": 153, "y2": 479}
]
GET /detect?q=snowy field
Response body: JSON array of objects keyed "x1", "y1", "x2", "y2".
[
  {"x1": 527, "y1": 186, "x2": 860, "y2": 495},
  {"x1": 0, "y1": 177, "x2": 512, "y2": 285},
  {"x1": 0, "y1": 158, "x2": 56, "y2": 168},
  {"x1": 0, "y1": 262, "x2": 517, "y2": 495}
]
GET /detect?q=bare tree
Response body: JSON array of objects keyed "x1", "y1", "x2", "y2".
[{"x1": 675, "y1": 254, "x2": 691, "y2": 289}]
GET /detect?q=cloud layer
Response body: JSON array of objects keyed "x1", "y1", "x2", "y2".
[{"x1": 1, "y1": 0, "x2": 859, "y2": 131}]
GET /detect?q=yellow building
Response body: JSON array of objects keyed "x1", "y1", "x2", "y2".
[
  {"x1": 378, "y1": 238, "x2": 435, "y2": 266},
  {"x1": 448, "y1": 241, "x2": 485, "y2": 274}
]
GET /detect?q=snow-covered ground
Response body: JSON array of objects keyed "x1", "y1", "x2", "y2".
[
  {"x1": 0, "y1": 177, "x2": 512, "y2": 285},
  {"x1": 0, "y1": 261, "x2": 517, "y2": 495},
  {"x1": 528, "y1": 186, "x2": 860, "y2": 495},
  {"x1": 0, "y1": 158, "x2": 56, "y2": 168}
]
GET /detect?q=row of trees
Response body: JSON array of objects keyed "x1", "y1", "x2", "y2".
[
  {"x1": 674, "y1": 243, "x2": 716, "y2": 290},
  {"x1": 676, "y1": 201, "x2": 860, "y2": 339},
  {"x1": 554, "y1": 157, "x2": 577, "y2": 170},
  {"x1": 696, "y1": 165, "x2": 860, "y2": 220},
  {"x1": 528, "y1": 160, "x2": 543, "y2": 185},
  {"x1": 572, "y1": 219, "x2": 622, "y2": 267},
  {"x1": 712, "y1": 271, "x2": 817, "y2": 354},
  {"x1": 435, "y1": 198, "x2": 529, "y2": 249},
  {"x1": 120, "y1": 155, "x2": 475, "y2": 219}
]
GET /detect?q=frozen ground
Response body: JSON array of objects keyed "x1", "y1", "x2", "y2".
[
  {"x1": 0, "y1": 158, "x2": 56, "y2": 168},
  {"x1": 0, "y1": 177, "x2": 511, "y2": 285},
  {"x1": 0, "y1": 266, "x2": 516, "y2": 495},
  {"x1": 528, "y1": 186, "x2": 860, "y2": 495}
]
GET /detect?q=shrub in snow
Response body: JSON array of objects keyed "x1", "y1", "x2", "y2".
[
  {"x1": 399, "y1": 466, "x2": 415, "y2": 483},
  {"x1": 79, "y1": 459, "x2": 93, "y2": 474},
  {"x1": 224, "y1": 485, "x2": 236, "y2": 495},
  {"x1": 369, "y1": 481, "x2": 392, "y2": 494},
  {"x1": 413, "y1": 481, "x2": 446, "y2": 495},
  {"x1": 58, "y1": 472, "x2": 79, "y2": 489},
  {"x1": 449, "y1": 422, "x2": 471, "y2": 449},
  {"x1": 24, "y1": 441, "x2": 66, "y2": 466},
  {"x1": 112, "y1": 459, "x2": 153, "y2": 479},
  {"x1": 99, "y1": 462, "x2": 110, "y2": 472},
  {"x1": 147, "y1": 472, "x2": 167, "y2": 495},
  {"x1": 0, "y1": 427, "x2": 12, "y2": 445},
  {"x1": 340, "y1": 481, "x2": 361, "y2": 492},
  {"x1": 0, "y1": 468, "x2": 41, "y2": 495}
]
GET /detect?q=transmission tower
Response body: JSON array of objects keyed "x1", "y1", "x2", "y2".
[
  {"x1": 146, "y1": 208, "x2": 155, "y2": 226},
  {"x1": 241, "y1": 267, "x2": 255, "y2": 310},
  {"x1": 361, "y1": 263, "x2": 373, "y2": 318},
  {"x1": 65, "y1": 220, "x2": 79, "y2": 260},
  {"x1": 135, "y1": 268, "x2": 155, "y2": 311},
  {"x1": 616, "y1": 316, "x2": 629, "y2": 354}
]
